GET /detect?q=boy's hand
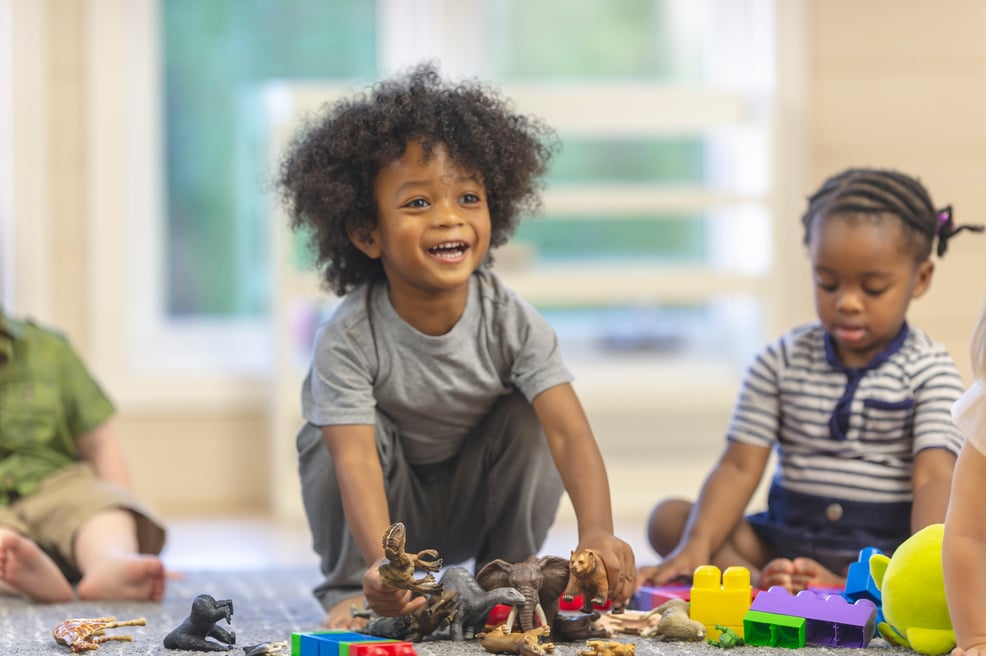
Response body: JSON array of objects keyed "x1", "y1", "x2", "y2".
[
  {"x1": 577, "y1": 530, "x2": 636, "y2": 610},
  {"x1": 362, "y1": 559, "x2": 427, "y2": 617}
]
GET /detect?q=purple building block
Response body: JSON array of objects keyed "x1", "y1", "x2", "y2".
[{"x1": 750, "y1": 586, "x2": 877, "y2": 647}]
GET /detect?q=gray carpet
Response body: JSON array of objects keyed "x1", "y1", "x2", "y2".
[{"x1": 0, "y1": 568, "x2": 905, "y2": 655}]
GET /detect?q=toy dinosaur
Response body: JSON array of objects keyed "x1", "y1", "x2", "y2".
[
  {"x1": 362, "y1": 589, "x2": 459, "y2": 642},
  {"x1": 378, "y1": 522, "x2": 443, "y2": 594},
  {"x1": 439, "y1": 566, "x2": 525, "y2": 640},
  {"x1": 870, "y1": 523, "x2": 954, "y2": 655},
  {"x1": 53, "y1": 617, "x2": 146, "y2": 652},
  {"x1": 163, "y1": 594, "x2": 235, "y2": 651}
]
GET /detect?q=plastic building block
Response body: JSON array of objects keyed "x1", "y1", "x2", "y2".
[
  {"x1": 743, "y1": 609, "x2": 806, "y2": 648},
  {"x1": 689, "y1": 565, "x2": 752, "y2": 641},
  {"x1": 750, "y1": 586, "x2": 877, "y2": 647},
  {"x1": 631, "y1": 585, "x2": 690, "y2": 611},
  {"x1": 347, "y1": 642, "x2": 417, "y2": 656},
  {"x1": 294, "y1": 631, "x2": 402, "y2": 656},
  {"x1": 843, "y1": 547, "x2": 883, "y2": 605}
]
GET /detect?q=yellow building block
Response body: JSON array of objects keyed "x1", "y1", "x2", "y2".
[{"x1": 689, "y1": 565, "x2": 752, "y2": 640}]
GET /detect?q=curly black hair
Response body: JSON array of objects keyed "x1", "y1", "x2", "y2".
[
  {"x1": 276, "y1": 62, "x2": 558, "y2": 296},
  {"x1": 801, "y1": 167, "x2": 982, "y2": 261}
]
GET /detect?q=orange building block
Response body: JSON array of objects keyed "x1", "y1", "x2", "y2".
[{"x1": 689, "y1": 565, "x2": 752, "y2": 640}]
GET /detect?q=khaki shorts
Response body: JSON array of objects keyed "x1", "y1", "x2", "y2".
[{"x1": 0, "y1": 462, "x2": 166, "y2": 581}]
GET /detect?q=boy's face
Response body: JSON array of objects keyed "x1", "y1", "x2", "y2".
[
  {"x1": 356, "y1": 140, "x2": 491, "y2": 302},
  {"x1": 809, "y1": 214, "x2": 933, "y2": 368}
]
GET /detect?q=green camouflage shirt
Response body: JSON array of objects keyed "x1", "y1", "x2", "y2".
[{"x1": 0, "y1": 309, "x2": 114, "y2": 504}]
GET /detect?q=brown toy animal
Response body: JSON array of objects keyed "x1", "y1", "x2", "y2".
[
  {"x1": 563, "y1": 549, "x2": 614, "y2": 613},
  {"x1": 478, "y1": 624, "x2": 555, "y2": 655},
  {"x1": 377, "y1": 522, "x2": 443, "y2": 594},
  {"x1": 53, "y1": 617, "x2": 147, "y2": 652},
  {"x1": 644, "y1": 599, "x2": 706, "y2": 641},
  {"x1": 578, "y1": 639, "x2": 636, "y2": 656}
]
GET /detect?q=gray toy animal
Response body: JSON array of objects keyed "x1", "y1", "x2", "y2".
[
  {"x1": 163, "y1": 594, "x2": 235, "y2": 651},
  {"x1": 439, "y1": 566, "x2": 526, "y2": 640}
]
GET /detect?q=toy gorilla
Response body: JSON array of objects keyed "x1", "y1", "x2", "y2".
[{"x1": 164, "y1": 594, "x2": 236, "y2": 651}]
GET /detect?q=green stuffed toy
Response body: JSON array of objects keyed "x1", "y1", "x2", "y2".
[{"x1": 869, "y1": 523, "x2": 955, "y2": 655}]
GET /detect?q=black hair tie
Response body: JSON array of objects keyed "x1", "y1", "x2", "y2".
[{"x1": 936, "y1": 205, "x2": 985, "y2": 257}]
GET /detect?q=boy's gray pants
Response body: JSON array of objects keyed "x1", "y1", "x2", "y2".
[{"x1": 296, "y1": 391, "x2": 564, "y2": 612}]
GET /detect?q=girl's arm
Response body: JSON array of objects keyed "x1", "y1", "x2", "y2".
[
  {"x1": 944, "y1": 441, "x2": 986, "y2": 655},
  {"x1": 75, "y1": 419, "x2": 133, "y2": 491},
  {"x1": 655, "y1": 440, "x2": 771, "y2": 582},
  {"x1": 320, "y1": 424, "x2": 424, "y2": 617},
  {"x1": 911, "y1": 447, "x2": 957, "y2": 532},
  {"x1": 531, "y1": 383, "x2": 636, "y2": 606}
]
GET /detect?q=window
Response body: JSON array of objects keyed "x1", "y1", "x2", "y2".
[{"x1": 87, "y1": 0, "x2": 803, "y2": 411}]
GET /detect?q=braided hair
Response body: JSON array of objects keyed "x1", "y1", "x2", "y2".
[{"x1": 801, "y1": 168, "x2": 982, "y2": 260}]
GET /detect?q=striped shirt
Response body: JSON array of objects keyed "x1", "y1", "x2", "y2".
[{"x1": 728, "y1": 323, "x2": 965, "y2": 503}]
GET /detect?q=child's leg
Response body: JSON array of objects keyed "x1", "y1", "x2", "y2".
[
  {"x1": 444, "y1": 391, "x2": 564, "y2": 568},
  {"x1": 74, "y1": 508, "x2": 165, "y2": 601},
  {"x1": 643, "y1": 497, "x2": 775, "y2": 582},
  {"x1": 0, "y1": 527, "x2": 73, "y2": 602}
]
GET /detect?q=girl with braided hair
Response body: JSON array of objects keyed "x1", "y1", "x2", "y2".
[{"x1": 638, "y1": 167, "x2": 982, "y2": 592}]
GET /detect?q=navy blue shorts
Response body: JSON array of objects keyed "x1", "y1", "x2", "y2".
[{"x1": 746, "y1": 483, "x2": 910, "y2": 574}]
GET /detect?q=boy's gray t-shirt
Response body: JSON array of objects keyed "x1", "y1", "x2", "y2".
[{"x1": 301, "y1": 268, "x2": 573, "y2": 465}]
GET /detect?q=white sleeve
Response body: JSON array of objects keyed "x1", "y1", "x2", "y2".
[{"x1": 952, "y1": 381, "x2": 986, "y2": 455}]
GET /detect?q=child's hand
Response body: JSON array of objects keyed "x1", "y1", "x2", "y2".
[
  {"x1": 362, "y1": 559, "x2": 427, "y2": 617},
  {"x1": 634, "y1": 545, "x2": 707, "y2": 589},
  {"x1": 576, "y1": 530, "x2": 636, "y2": 610}
]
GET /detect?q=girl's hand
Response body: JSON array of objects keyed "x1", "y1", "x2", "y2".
[
  {"x1": 362, "y1": 560, "x2": 427, "y2": 617},
  {"x1": 635, "y1": 544, "x2": 708, "y2": 589},
  {"x1": 576, "y1": 530, "x2": 636, "y2": 610}
]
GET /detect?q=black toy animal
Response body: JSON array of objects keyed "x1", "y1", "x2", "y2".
[{"x1": 164, "y1": 594, "x2": 236, "y2": 651}]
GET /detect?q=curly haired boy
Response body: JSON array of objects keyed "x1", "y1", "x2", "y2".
[{"x1": 277, "y1": 63, "x2": 635, "y2": 628}]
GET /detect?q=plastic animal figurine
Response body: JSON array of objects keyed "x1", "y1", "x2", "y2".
[
  {"x1": 363, "y1": 589, "x2": 459, "y2": 642},
  {"x1": 476, "y1": 555, "x2": 570, "y2": 634},
  {"x1": 477, "y1": 624, "x2": 555, "y2": 655},
  {"x1": 870, "y1": 523, "x2": 954, "y2": 655},
  {"x1": 53, "y1": 617, "x2": 147, "y2": 652},
  {"x1": 578, "y1": 639, "x2": 636, "y2": 656},
  {"x1": 163, "y1": 594, "x2": 236, "y2": 651},
  {"x1": 242, "y1": 641, "x2": 289, "y2": 656},
  {"x1": 644, "y1": 599, "x2": 706, "y2": 641},
  {"x1": 439, "y1": 566, "x2": 525, "y2": 640},
  {"x1": 563, "y1": 549, "x2": 616, "y2": 613},
  {"x1": 378, "y1": 522, "x2": 443, "y2": 594},
  {"x1": 708, "y1": 625, "x2": 744, "y2": 649},
  {"x1": 551, "y1": 611, "x2": 610, "y2": 642}
]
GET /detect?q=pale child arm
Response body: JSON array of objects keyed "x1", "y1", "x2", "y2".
[
  {"x1": 911, "y1": 447, "x2": 957, "y2": 532},
  {"x1": 320, "y1": 424, "x2": 424, "y2": 617},
  {"x1": 531, "y1": 383, "x2": 636, "y2": 606},
  {"x1": 652, "y1": 440, "x2": 771, "y2": 584},
  {"x1": 944, "y1": 441, "x2": 986, "y2": 655},
  {"x1": 75, "y1": 420, "x2": 133, "y2": 491}
]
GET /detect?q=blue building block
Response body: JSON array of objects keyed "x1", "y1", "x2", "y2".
[
  {"x1": 295, "y1": 631, "x2": 391, "y2": 656},
  {"x1": 843, "y1": 547, "x2": 883, "y2": 605}
]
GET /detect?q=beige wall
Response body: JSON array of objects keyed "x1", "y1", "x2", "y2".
[
  {"x1": 809, "y1": 0, "x2": 986, "y2": 381},
  {"x1": 16, "y1": 0, "x2": 986, "y2": 516}
]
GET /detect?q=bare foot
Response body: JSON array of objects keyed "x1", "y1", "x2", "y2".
[
  {"x1": 758, "y1": 556, "x2": 845, "y2": 592},
  {"x1": 323, "y1": 593, "x2": 370, "y2": 630},
  {"x1": 76, "y1": 554, "x2": 166, "y2": 601},
  {"x1": 0, "y1": 530, "x2": 73, "y2": 602}
]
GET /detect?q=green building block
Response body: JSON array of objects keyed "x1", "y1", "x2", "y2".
[{"x1": 743, "y1": 609, "x2": 806, "y2": 649}]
